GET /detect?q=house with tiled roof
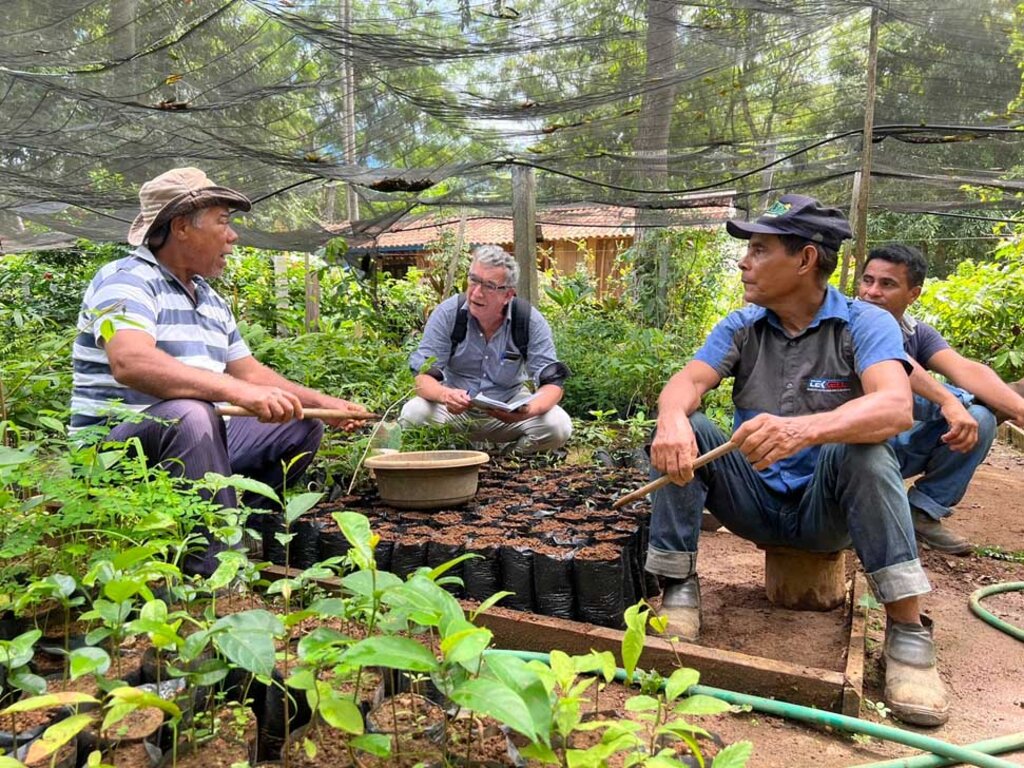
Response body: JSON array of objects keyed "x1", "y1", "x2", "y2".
[{"x1": 347, "y1": 192, "x2": 735, "y2": 296}]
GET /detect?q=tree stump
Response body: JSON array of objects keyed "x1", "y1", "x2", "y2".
[{"x1": 760, "y1": 545, "x2": 847, "y2": 611}]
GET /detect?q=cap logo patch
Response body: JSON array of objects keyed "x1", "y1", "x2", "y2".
[{"x1": 762, "y1": 200, "x2": 791, "y2": 218}]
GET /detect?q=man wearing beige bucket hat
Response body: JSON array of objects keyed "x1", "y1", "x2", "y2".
[{"x1": 71, "y1": 167, "x2": 370, "y2": 574}]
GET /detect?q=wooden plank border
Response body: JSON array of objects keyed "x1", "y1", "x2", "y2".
[
  {"x1": 841, "y1": 572, "x2": 869, "y2": 717},
  {"x1": 263, "y1": 564, "x2": 853, "y2": 711}
]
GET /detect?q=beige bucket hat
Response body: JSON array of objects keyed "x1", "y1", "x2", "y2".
[{"x1": 127, "y1": 167, "x2": 252, "y2": 246}]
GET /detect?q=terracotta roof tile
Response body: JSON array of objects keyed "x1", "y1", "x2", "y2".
[{"x1": 355, "y1": 197, "x2": 734, "y2": 250}]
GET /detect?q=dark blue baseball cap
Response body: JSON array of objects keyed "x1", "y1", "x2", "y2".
[{"x1": 726, "y1": 194, "x2": 853, "y2": 251}]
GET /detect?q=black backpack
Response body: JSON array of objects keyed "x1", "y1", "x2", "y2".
[{"x1": 450, "y1": 293, "x2": 531, "y2": 360}]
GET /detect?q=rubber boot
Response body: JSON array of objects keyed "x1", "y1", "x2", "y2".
[
  {"x1": 660, "y1": 575, "x2": 701, "y2": 642},
  {"x1": 883, "y1": 615, "x2": 951, "y2": 726}
]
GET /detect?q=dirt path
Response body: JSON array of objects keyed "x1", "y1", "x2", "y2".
[{"x1": 684, "y1": 440, "x2": 1024, "y2": 767}]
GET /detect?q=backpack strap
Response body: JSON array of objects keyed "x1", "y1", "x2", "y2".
[
  {"x1": 449, "y1": 294, "x2": 531, "y2": 360},
  {"x1": 510, "y1": 297, "x2": 531, "y2": 361}
]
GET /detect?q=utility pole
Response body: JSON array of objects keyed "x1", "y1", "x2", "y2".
[
  {"x1": 851, "y1": 6, "x2": 880, "y2": 285},
  {"x1": 511, "y1": 165, "x2": 538, "y2": 304}
]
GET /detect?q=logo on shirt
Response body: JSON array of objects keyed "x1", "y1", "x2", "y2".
[{"x1": 807, "y1": 377, "x2": 851, "y2": 392}]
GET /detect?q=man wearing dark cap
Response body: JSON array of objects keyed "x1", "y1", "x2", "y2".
[
  {"x1": 71, "y1": 167, "x2": 369, "y2": 573},
  {"x1": 645, "y1": 194, "x2": 949, "y2": 726}
]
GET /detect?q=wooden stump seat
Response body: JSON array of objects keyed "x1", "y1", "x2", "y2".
[{"x1": 758, "y1": 545, "x2": 847, "y2": 611}]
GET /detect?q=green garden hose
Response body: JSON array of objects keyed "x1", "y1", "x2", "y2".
[
  {"x1": 968, "y1": 581, "x2": 1024, "y2": 642},
  {"x1": 851, "y1": 732, "x2": 1024, "y2": 767},
  {"x1": 484, "y1": 649, "x2": 1024, "y2": 768}
]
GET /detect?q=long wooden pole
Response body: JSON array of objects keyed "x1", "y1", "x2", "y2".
[
  {"x1": 512, "y1": 164, "x2": 539, "y2": 303},
  {"x1": 851, "y1": 7, "x2": 880, "y2": 284}
]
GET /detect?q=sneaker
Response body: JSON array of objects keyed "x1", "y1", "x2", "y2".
[
  {"x1": 911, "y1": 509, "x2": 972, "y2": 556},
  {"x1": 883, "y1": 616, "x2": 951, "y2": 727},
  {"x1": 660, "y1": 575, "x2": 701, "y2": 642}
]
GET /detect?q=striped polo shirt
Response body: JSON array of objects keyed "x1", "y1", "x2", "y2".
[
  {"x1": 694, "y1": 286, "x2": 910, "y2": 494},
  {"x1": 70, "y1": 246, "x2": 250, "y2": 429}
]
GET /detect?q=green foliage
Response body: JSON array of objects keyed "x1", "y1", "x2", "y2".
[
  {"x1": 545, "y1": 227, "x2": 738, "y2": 419},
  {"x1": 915, "y1": 229, "x2": 1024, "y2": 379}
]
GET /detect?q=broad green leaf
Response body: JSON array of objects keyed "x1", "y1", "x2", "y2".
[
  {"x1": 48, "y1": 573, "x2": 77, "y2": 598},
  {"x1": 351, "y1": 733, "x2": 392, "y2": 757},
  {"x1": 285, "y1": 491, "x2": 324, "y2": 525},
  {"x1": 440, "y1": 626, "x2": 492, "y2": 666},
  {"x1": 0, "y1": 629, "x2": 40, "y2": 668},
  {"x1": 0, "y1": 447, "x2": 33, "y2": 467},
  {"x1": 342, "y1": 636, "x2": 439, "y2": 672},
  {"x1": 25, "y1": 713, "x2": 94, "y2": 761},
  {"x1": 624, "y1": 695, "x2": 660, "y2": 712},
  {"x1": 139, "y1": 599, "x2": 168, "y2": 624},
  {"x1": 217, "y1": 474, "x2": 279, "y2": 503},
  {"x1": 288, "y1": 669, "x2": 317, "y2": 692},
  {"x1": 469, "y1": 590, "x2": 513, "y2": 619},
  {"x1": 621, "y1": 603, "x2": 648, "y2": 681},
  {"x1": 450, "y1": 677, "x2": 537, "y2": 741},
  {"x1": 317, "y1": 687, "x2": 364, "y2": 734},
  {"x1": 211, "y1": 610, "x2": 284, "y2": 676},
  {"x1": 712, "y1": 740, "x2": 754, "y2": 767},
  {"x1": 673, "y1": 694, "x2": 731, "y2": 716},
  {"x1": 333, "y1": 511, "x2": 374, "y2": 568},
  {"x1": 1, "y1": 692, "x2": 99, "y2": 715},
  {"x1": 519, "y1": 742, "x2": 559, "y2": 764},
  {"x1": 548, "y1": 650, "x2": 574, "y2": 688},
  {"x1": 206, "y1": 556, "x2": 243, "y2": 591},
  {"x1": 665, "y1": 667, "x2": 700, "y2": 702},
  {"x1": 11, "y1": 672, "x2": 46, "y2": 695},
  {"x1": 0, "y1": 758, "x2": 25, "y2": 768},
  {"x1": 179, "y1": 658, "x2": 229, "y2": 687},
  {"x1": 341, "y1": 569, "x2": 402, "y2": 599},
  {"x1": 103, "y1": 579, "x2": 142, "y2": 604},
  {"x1": 70, "y1": 647, "x2": 111, "y2": 680},
  {"x1": 107, "y1": 688, "x2": 183, "y2": 724}
]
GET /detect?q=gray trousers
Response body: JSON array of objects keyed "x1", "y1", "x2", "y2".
[{"x1": 106, "y1": 399, "x2": 323, "y2": 572}]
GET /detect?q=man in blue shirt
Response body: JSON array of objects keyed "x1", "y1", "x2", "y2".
[
  {"x1": 647, "y1": 195, "x2": 948, "y2": 726},
  {"x1": 401, "y1": 245, "x2": 572, "y2": 453},
  {"x1": 859, "y1": 244, "x2": 1024, "y2": 555}
]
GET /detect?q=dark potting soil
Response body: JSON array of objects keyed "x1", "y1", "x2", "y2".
[
  {"x1": 163, "y1": 707, "x2": 257, "y2": 768},
  {"x1": 306, "y1": 462, "x2": 654, "y2": 628}
]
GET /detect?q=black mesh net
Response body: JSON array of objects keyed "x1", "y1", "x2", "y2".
[{"x1": 1, "y1": 0, "x2": 1021, "y2": 252}]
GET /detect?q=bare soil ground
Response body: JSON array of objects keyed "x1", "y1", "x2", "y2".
[{"x1": 683, "y1": 440, "x2": 1024, "y2": 766}]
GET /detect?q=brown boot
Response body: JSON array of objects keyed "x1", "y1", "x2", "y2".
[
  {"x1": 661, "y1": 575, "x2": 701, "y2": 642},
  {"x1": 883, "y1": 616, "x2": 950, "y2": 726}
]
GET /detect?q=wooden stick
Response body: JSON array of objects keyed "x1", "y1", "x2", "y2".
[
  {"x1": 612, "y1": 440, "x2": 737, "y2": 509},
  {"x1": 215, "y1": 405, "x2": 378, "y2": 421}
]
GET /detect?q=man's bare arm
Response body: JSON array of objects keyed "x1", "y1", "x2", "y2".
[
  {"x1": 908, "y1": 357, "x2": 978, "y2": 452},
  {"x1": 929, "y1": 348, "x2": 1024, "y2": 424},
  {"x1": 650, "y1": 360, "x2": 722, "y2": 483}
]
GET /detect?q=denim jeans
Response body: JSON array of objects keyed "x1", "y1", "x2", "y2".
[
  {"x1": 890, "y1": 388, "x2": 996, "y2": 521},
  {"x1": 645, "y1": 413, "x2": 931, "y2": 604}
]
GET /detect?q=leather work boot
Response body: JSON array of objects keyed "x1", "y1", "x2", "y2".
[
  {"x1": 912, "y1": 509, "x2": 972, "y2": 556},
  {"x1": 660, "y1": 575, "x2": 701, "y2": 642},
  {"x1": 883, "y1": 615, "x2": 951, "y2": 727}
]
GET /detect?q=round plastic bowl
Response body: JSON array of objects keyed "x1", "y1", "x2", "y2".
[{"x1": 363, "y1": 450, "x2": 490, "y2": 510}]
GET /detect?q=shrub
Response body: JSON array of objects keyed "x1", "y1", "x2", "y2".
[{"x1": 916, "y1": 230, "x2": 1024, "y2": 380}]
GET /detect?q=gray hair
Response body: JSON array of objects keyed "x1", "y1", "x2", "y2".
[{"x1": 470, "y1": 244, "x2": 519, "y2": 288}]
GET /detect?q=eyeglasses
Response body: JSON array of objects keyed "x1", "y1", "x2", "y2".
[{"x1": 468, "y1": 274, "x2": 510, "y2": 293}]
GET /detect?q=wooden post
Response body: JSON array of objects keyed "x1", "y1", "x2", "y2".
[
  {"x1": 304, "y1": 251, "x2": 320, "y2": 333},
  {"x1": 852, "y1": 6, "x2": 880, "y2": 283},
  {"x1": 512, "y1": 165, "x2": 539, "y2": 303},
  {"x1": 838, "y1": 171, "x2": 862, "y2": 294},
  {"x1": 341, "y1": 0, "x2": 359, "y2": 223}
]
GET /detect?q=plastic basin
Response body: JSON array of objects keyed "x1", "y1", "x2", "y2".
[{"x1": 364, "y1": 450, "x2": 490, "y2": 509}]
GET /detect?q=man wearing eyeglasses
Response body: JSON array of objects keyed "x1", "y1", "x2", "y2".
[{"x1": 401, "y1": 245, "x2": 572, "y2": 453}]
